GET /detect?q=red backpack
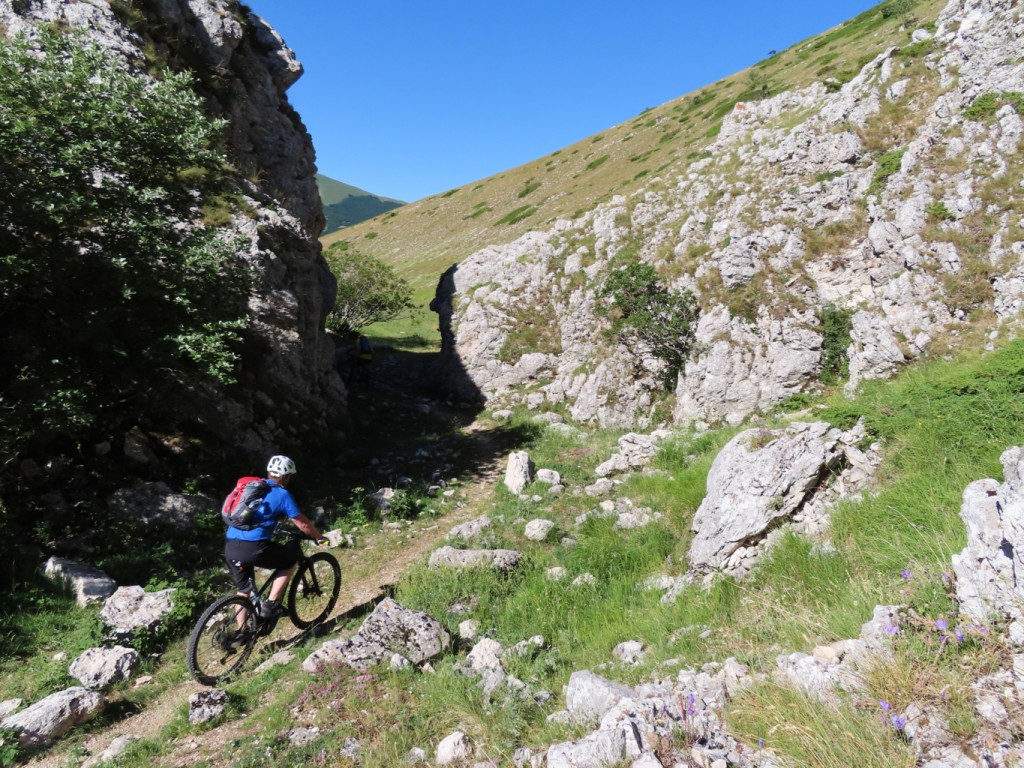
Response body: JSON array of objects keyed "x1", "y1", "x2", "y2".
[{"x1": 221, "y1": 477, "x2": 271, "y2": 530}]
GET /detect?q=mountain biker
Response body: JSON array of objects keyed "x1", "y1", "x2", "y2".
[{"x1": 224, "y1": 455, "x2": 327, "y2": 620}]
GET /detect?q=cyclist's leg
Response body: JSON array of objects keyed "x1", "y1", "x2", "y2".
[
  {"x1": 224, "y1": 541, "x2": 259, "y2": 627},
  {"x1": 250, "y1": 539, "x2": 301, "y2": 603}
]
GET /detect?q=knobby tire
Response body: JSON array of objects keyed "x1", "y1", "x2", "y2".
[
  {"x1": 187, "y1": 594, "x2": 258, "y2": 686},
  {"x1": 288, "y1": 551, "x2": 341, "y2": 629}
]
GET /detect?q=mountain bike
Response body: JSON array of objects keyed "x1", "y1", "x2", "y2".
[{"x1": 186, "y1": 530, "x2": 341, "y2": 685}]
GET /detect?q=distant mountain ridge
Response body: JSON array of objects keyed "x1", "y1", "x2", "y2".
[{"x1": 316, "y1": 173, "x2": 404, "y2": 235}]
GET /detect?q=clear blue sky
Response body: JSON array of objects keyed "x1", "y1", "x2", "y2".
[{"x1": 244, "y1": 1, "x2": 879, "y2": 203}]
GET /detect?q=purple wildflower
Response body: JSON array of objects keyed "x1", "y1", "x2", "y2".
[
  {"x1": 884, "y1": 623, "x2": 899, "y2": 636},
  {"x1": 890, "y1": 714, "x2": 907, "y2": 730},
  {"x1": 758, "y1": 739, "x2": 764, "y2": 748},
  {"x1": 900, "y1": 569, "x2": 913, "y2": 580},
  {"x1": 941, "y1": 689, "x2": 949, "y2": 700},
  {"x1": 879, "y1": 699, "x2": 892, "y2": 712},
  {"x1": 955, "y1": 627, "x2": 965, "y2": 643},
  {"x1": 935, "y1": 619, "x2": 948, "y2": 631},
  {"x1": 941, "y1": 572, "x2": 952, "y2": 583}
]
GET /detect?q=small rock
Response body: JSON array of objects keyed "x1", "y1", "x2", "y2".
[
  {"x1": 571, "y1": 573, "x2": 596, "y2": 587},
  {"x1": 405, "y1": 746, "x2": 428, "y2": 763},
  {"x1": 390, "y1": 653, "x2": 412, "y2": 671},
  {"x1": 188, "y1": 689, "x2": 228, "y2": 725},
  {"x1": 536, "y1": 469, "x2": 561, "y2": 485},
  {"x1": 458, "y1": 620, "x2": 480, "y2": 641},
  {"x1": 524, "y1": 519, "x2": 555, "y2": 541},
  {"x1": 436, "y1": 730, "x2": 472, "y2": 765},
  {"x1": 546, "y1": 567, "x2": 566, "y2": 581},
  {"x1": 255, "y1": 651, "x2": 296, "y2": 674},
  {"x1": 82, "y1": 735, "x2": 139, "y2": 768},
  {"x1": 287, "y1": 726, "x2": 320, "y2": 747},
  {"x1": 584, "y1": 478, "x2": 615, "y2": 496}
]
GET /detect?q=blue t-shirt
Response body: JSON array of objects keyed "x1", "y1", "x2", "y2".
[{"x1": 225, "y1": 480, "x2": 301, "y2": 541}]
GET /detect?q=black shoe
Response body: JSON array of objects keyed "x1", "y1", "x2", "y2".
[{"x1": 259, "y1": 599, "x2": 286, "y2": 620}]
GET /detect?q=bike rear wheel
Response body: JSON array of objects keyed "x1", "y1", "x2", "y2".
[
  {"x1": 187, "y1": 595, "x2": 258, "y2": 685},
  {"x1": 288, "y1": 552, "x2": 341, "y2": 629}
]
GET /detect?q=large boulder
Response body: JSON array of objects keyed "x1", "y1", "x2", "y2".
[
  {"x1": 106, "y1": 482, "x2": 213, "y2": 533},
  {"x1": 303, "y1": 598, "x2": 450, "y2": 673},
  {"x1": 428, "y1": 546, "x2": 524, "y2": 573},
  {"x1": 43, "y1": 558, "x2": 117, "y2": 607},
  {"x1": 99, "y1": 586, "x2": 175, "y2": 640},
  {"x1": 687, "y1": 421, "x2": 877, "y2": 578},
  {"x1": 952, "y1": 446, "x2": 1024, "y2": 644},
  {"x1": 0, "y1": 687, "x2": 105, "y2": 748},
  {"x1": 69, "y1": 647, "x2": 140, "y2": 690}
]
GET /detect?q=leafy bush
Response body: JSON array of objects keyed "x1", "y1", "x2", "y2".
[
  {"x1": 865, "y1": 148, "x2": 907, "y2": 199},
  {"x1": 586, "y1": 155, "x2": 610, "y2": 171},
  {"x1": 598, "y1": 263, "x2": 700, "y2": 388},
  {"x1": 324, "y1": 244, "x2": 414, "y2": 337},
  {"x1": 820, "y1": 304, "x2": 854, "y2": 384},
  {"x1": 0, "y1": 30, "x2": 248, "y2": 456},
  {"x1": 926, "y1": 201, "x2": 957, "y2": 222},
  {"x1": 962, "y1": 91, "x2": 1024, "y2": 121}
]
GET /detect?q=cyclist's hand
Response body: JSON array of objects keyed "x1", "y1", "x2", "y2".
[{"x1": 315, "y1": 537, "x2": 329, "y2": 547}]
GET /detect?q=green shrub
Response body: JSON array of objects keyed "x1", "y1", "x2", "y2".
[
  {"x1": 586, "y1": 155, "x2": 610, "y2": 171},
  {"x1": 494, "y1": 205, "x2": 538, "y2": 226},
  {"x1": 820, "y1": 304, "x2": 854, "y2": 384},
  {"x1": 865, "y1": 148, "x2": 907, "y2": 199},
  {"x1": 962, "y1": 91, "x2": 1024, "y2": 121},
  {"x1": 880, "y1": 0, "x2": 918, "y2": 18},
  {"x1": 0, "y1": 29, "x2": 248, "y2": 458},
  {"x1": 598, "y1": 263, "x2": 700, "y2": 388},
  {"x1": 925, "y1": 201, "x2": 957, "y2": 222},
  {"x1": 324, "y1": 244, "x2": 414, "y2": 337},
  {"x1": 517, "y1": 179, "x2": 541, "y2": 199},
  {"x1": 898, "y1": 39, "x2": 934, "y2": 57}
]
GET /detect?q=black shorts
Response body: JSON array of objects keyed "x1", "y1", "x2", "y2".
[{"x1": 224, "y1": 538, "x2": 301, "y2": 592}]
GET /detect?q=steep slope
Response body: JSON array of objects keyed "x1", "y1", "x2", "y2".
[
  {"x1": 324, "y1": 0, "x2": 949, "y2": 296},
  {"x1": 427, "y1": 0, "x2": 1023, "y2": 428},
  {"x1": 317, "y1": 173, "x2": 404, "y2": 235}
]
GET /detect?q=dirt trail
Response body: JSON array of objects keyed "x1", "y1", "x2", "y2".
[{"x1": 27, "y1": 346, "x2": 518, "y2": 768}]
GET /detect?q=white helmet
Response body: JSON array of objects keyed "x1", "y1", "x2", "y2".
[{"x1": 266, "y1": 455, "x2": 296, "y2": 477}]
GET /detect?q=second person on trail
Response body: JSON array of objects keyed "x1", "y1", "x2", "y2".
[{"x1": 224, "y1": 455, "x2": 326, "y2": 620}]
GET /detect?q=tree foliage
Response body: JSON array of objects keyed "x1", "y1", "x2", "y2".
[
  {"x1": 324, "y1": 243, "x2": 414, "y2": 337},
  {"x1": 598, "y1": 262, "x2": 700, "y2": 388},
  {"x1": 0, "y1": 30, "x2": 248, "y2": 455}
]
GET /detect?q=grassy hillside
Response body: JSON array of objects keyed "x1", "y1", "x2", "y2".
[
  {"x1": 316, "y1": 173, "x2": 404, "y2": 235},
  {"x1": 4, "y1": 338, "x2": 1023, "y2": 766},
  {"x1": 324, "y1": 0, "x2": 947, "y2": 305}
]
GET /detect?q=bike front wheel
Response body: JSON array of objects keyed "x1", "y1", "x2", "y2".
[
  {"x1": 187, "y1": 595, "x2": 258, "y2": 685},
  {"x1": 288, "y1": 552, "x2": 341, "y2": 629}
]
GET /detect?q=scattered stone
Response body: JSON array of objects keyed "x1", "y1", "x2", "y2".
[
  {"x1": 458, "y1": 619, "x2": 480, "y2": 641},
  {"x1": 132, "y1": 675, "x2": 153, "y2": 689},
  {"x1": 82, "y1": 735, "x2": 139, "y2": 768},
  {"x1": 303, "y1": 598, "x2": 450, "y2": 673},
  {"x1": 405, "y1": 746, "x2": 428, "y2": 763},
  {"x1": 390, "y1": 653, "x2": 412, "y2": 671},
  {"x1": 447, "y1": 517, "x2": 492, "y2": 541},
  {"x1": 584, "y1": 478, "x2": 615, "y2": 497},
  {"x1": 368, "y1": 487, "x2": 395, "y2": 510},
  {"x1": 188, "y1": 689, "x2": 228, "y2": 725},
  {"x1": 43, "y1": 557, "x2": 117, "y2": 607},
  {"x1": 571, "y1": 573, "x2": 596, "y2": 587},
  {"x1": 287, "y1": 726, "x2": 320, "y2": 747},
  {"x1": 546, "y1": 567, "x2": 567, "y2": 581},
  {"x1": 612, "y1": 641, "x2": 646, "y2": 665},
  {"x1": 323, "y1": 528, "x2": 353, "y2": 548},
  {"x1": 428, "y1": 546, "x2": 523, "y2": 573},
  {"x1": 466, "y1": 638, "x2": 505, "y2": 674},
  {"x1": 254, "y1": 651, "x2": 296, "y2": 674},
  {"x1": 100, "y1": 586, "x2": 175, "y2": 640},
  {"x1": 536, "y1": 468, "x2": 561, "y2": 485},
  {"x1": 436, "y1": 730, "x2": 472, "y2": 765},
  {"x1": 52, "y1": 651, "x2": 68, "y2": 663},
  {"x1": 504, "y1": 636, "x2": 545, "y2": 659},
  {"x1": 595, "y1": 431, "x2": 672, "y2": 477},
  {"x1": 491, "y1": 410, "x2": 514, "y2": 420},
  {"x1": 1, "y1": 687, "x2": 105, "y2": 748},
  {"x1": 69, "y1": 646, "x2": 139, "y2": 690},
  {"x1": 524, "y1": 519, "x2": 555, "y2": 541},
  {"x1": 340, "y1": 737, "x2": 362, "y2": 762},
  {"x1": 505, "y1": 451, "x2": 534, "y2": 494}
]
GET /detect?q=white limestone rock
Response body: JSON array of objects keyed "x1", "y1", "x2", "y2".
[
  {"x1": 524, "y1": 519, "x2": 555, "y2": 541},
  {"x1": 69, "y1": 646, "x2": 140, "y2": 690},
  {"x1": 100, "y1": 586, "x2": 175, "y2": 640},
  {"x1": 505, "y1": 451, "x2": 535, "y2": 494},
  {"x1": 428, "y1": 546, "x2": 524, "y2": 573},
  {"x1": 1, "y1": 687, "x2": 105, "y2": 748},
  {"x1": 43, "y1": 557, "x2": 117, "y2": 607},
  {"x1": 436, "y1": 730, "x2": 472, "y2": 765}
]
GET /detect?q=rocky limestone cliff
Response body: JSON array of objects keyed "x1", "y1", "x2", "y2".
[
  {"x1": 0, "y1": 0, "x2": 345, "y2": 460},
  {"x1": 433, "y1": 0, "x2": 1023, "y2": 428}
]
